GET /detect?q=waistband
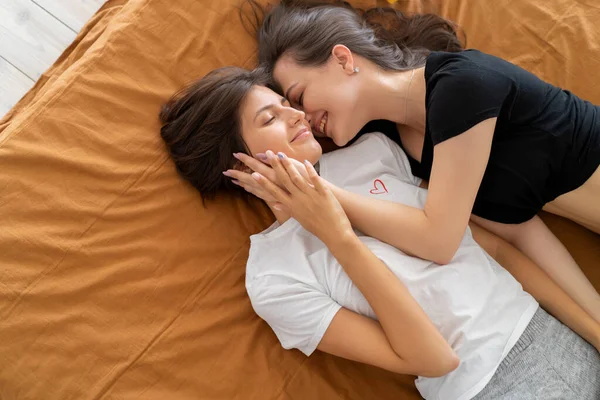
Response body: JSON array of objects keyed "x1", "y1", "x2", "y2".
[{"x1": 495, "y1": 307, "x2": 551, "y2": 375}]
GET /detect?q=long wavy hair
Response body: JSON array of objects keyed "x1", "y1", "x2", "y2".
[{"x1": 242, "y1": 0, "x2": 464, "y2": 77}]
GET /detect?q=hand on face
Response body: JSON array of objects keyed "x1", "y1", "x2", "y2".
[
  {"x1": 239, "y1": 86, "x2": 322, "y2": 166},
  {"x1": 223, "y1": 152, "x2": 308, "y2": 208},
  {"x1": 222, "y1": 84, "x2": 322, "y2": 208},
  {"x1": 247, "y1": 151, "x2": 352, "y2": 246}
]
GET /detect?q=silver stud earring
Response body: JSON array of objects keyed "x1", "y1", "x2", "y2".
[{"x1": 353, "y1": 67, "x2": 360, "y2": 74}]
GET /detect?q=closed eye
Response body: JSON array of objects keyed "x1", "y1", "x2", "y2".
[{"x1": 264, "y1": 116, "x2": 275, "y2": 126}]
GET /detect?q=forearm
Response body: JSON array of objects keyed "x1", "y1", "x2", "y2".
[
  {"x1": 471, "y1": 223, "x2": 600, "y2": 349},
  {"x1": 327, "y1": 232, "x2": 458, "y2": 376},
  {"x1": 328, "y1": 184, "x2": 459, "y2": 264},
  {"x1": 509, "y1": 217, "x2": 600, "y2": 324}
]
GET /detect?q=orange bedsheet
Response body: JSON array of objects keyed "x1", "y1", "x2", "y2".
[{"x1": 0, "y1": 0, "x2": 598, "y2": 399}]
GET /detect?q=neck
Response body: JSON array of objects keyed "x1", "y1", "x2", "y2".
[{"x1": 361, "y1": 65, "x2": 425, "y2": 130}]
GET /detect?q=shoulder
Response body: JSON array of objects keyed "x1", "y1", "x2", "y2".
[
  {"x1": 348, "y1": 132, "x2": 421, "y2": 185},
  {"x1": 426, "y1": 50, "x2": 515, "y2": 94},
  {"x1": 427, "y1": 49, "x2": 511, "y2": 76},
  {"x1": 425, "y1": 51, "x2": 515, "y2": 143},
  {"x1": 320, "y1": 132, "x2": 398, "y2": 180},
  {"x1": 246, "y1": 219, "x2": 304, "y2": 279},
  {"x1": 246, "y1": 225, "x2": 326, "y2": 301},
  {"x1": 353, "y1": 131, "x2": 397, "y2": 151},
  {"x1": 247, "y1": 272, "x2": 313, "y2": 301},
  {"x1": 246, "y1": 271, "x2": 341, "y2": 356},
  {"x1": 343, "y1": 132, "x2": 405, "y2": 167}
]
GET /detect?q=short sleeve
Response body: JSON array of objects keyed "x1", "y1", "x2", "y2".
[
  {"x1": 247, "y1": 274, "x2": 342, "y2": 356},
  {"x1": 427, "y1": 64, "x2": 513, "y2": 145}
]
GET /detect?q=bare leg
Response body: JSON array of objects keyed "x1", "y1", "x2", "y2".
[
  {"x1": 543, "y1": 166, "x2": 600, "y2": 234},
  {"x1": 471, "y1": 214, "x2": 600, "y2": 323}
]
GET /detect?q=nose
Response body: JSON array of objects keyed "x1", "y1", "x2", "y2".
[
  {"x1": 304, "y1": 111, "x2": 317, "y2": 127},
  {"x1": 288, "y1": 106, "x2": 306, "y2": 126}
]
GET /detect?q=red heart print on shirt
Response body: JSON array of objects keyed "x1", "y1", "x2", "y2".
[{"x1": 370, "y1": 179, "x2": 388, "y2": 195}]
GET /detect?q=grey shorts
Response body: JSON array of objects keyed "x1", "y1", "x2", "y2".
[{"x1": 473, "y1": 307, "x2": 600, "y2": 400}]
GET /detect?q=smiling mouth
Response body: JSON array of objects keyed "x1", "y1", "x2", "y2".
[
  {"x1": 291, "y1": 127, "x2": 310, "y2": 143},
  {"x1": 317, "y1": 112, "x2": 328, "y2": 136}
]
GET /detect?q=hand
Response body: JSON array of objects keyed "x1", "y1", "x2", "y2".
[
  {"x1": 224, "y1": 152, "x2": 308, "y2": 206},
  {"x1": 252, "y1": 151, "x2": 353, "y2": 246}
]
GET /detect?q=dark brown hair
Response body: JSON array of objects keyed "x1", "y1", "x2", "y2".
[
  {"x1": 251, "y1": 0, "x2": 464, "y2": 77},
  {"x1": 159, "y1": 67, "x2": 268, "y2": 201}
]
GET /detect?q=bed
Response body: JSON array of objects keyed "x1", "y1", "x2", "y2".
[{"x1": 0, "y1": 0, "x2": 598, "y2": 398}]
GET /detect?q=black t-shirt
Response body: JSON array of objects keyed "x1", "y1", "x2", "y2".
[{"x1": 359, "y1": 49, "x2": 600, "y2": 224}]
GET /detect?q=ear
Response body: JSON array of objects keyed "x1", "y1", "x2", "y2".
[{"x1": 331, "y1": 45, "x2": 355, "y2": 75}]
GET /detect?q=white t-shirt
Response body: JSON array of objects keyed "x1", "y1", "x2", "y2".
[{"x1": 246, "y1": 133, "x2": 538, "y2": 400}]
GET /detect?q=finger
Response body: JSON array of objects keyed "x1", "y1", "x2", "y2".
[
  {"x1": 225, "y1": 169, "x2": 267, "y2": 185},
  {"x1": 236, "y1": 181, "x2": 259, "y2": 199},
  {"x1": 253, "y1": 172, "x2": 291, "y2": 206},
  {"x1": 224, "y1": 169, "x2": 247, "y2": 179},
  {"x1": 246, "y1": 185, "x2": 277, "y2": 203},
  {"x1": 280, "y1": 154, "x2": 311, "y2": 193},
  {"x1": 225, "y1": 170, "x2": 276, "y2": 201},
  {"x1": 225, "y1": 170, "x2": 259, "y2": 191},
  {"x1": 267, "y1": 151, "x2": 300, "y2": 195},
  {"x1": 233, "y1": 153, "x2": 277, "y2": 181},
  {"x1": 304, "y1": 160, "x2": 326, "y2": 193},
  {"x1": 255, "y1": 153, "x2": 269, "y2": 164},
  {"x1": 243, "y1": 184, "x2": 262, "y2": 200}
]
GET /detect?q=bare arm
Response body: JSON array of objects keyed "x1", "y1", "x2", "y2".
[
  {"x1": 229, "y1": 120, "x2": 494, "y2": 265},
  {"x1": 328, "y1": 119, "x2": 495, "y2": 265},
  {"x1": 252, "y1": 155, "x2": 459, "y2": 377},
  {"x1": 320, "y1": 232, "x2": 459, "y2": 377},
  {"x1": 470, "y1": 222, "x2": 600, "y2": 351},
  {"x1": 318, "y1": 307, "x2": 448, "y2": 376},
  {"x1": 471, "y1": 214, "x2": 600, "y2": 324}
]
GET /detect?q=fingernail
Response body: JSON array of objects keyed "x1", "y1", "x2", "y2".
[
  {"x1": 252, "y1": 172, "x2": 261, "y2": 181},
  {"x1": 232, "y1": 180, "x2": 241, "y2": 185},
  {"x1": 256, "y1": 153, "x2": 267, "y2": 161},
  {"x1": 232, "y1": 153, "x2": 240, "y2": 159},
  {"x1": 304, "y1": 160, "x2": 311, "y2": 166},
  {"x1": 266, "y1": 150, "x2": 275, "y2": 159},
  {"x1": 273, "y1": 205, "x2": 282, "y2": 211},
  {"x1": 222, "y1": 171, "x2": 233, "y2": 177},
  {"x1": 277, "y1": 152, "x2": 285, "y2": 159}
]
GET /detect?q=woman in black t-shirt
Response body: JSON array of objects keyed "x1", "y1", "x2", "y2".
[{"x1": 232, "y1": 3, "x2": 600, "y2": 323}]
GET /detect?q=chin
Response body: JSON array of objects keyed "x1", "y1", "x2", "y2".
[
  {"x1": 305, "y1": 140, "x2": 323, "y2": 164},
  {"x1": 331, "y1": 135, "x2": 349, "y2": 147}
]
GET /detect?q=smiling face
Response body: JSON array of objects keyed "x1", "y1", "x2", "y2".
[
  {"x1": 240, "y1": 85, "x2": 322, "y2": 164},
  {"x1": 273, "y1": 50, "x2": 369, "y2": 147}
]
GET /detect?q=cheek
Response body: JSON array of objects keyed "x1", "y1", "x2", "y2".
[
  {"x1": 333, "y1": 85, "x2": 364, "y2": 142},
  {"x1": 241, "y1": 134, "x2": 262, "y2": 157},
  {"x1": 288, "y1": 139, "x2": 322, "y2": 164},
  {"x1": 251, "y1": 125, "x2": 290, "y2": 154},
  {"x1": 321, "y1": 79, "x2": 356, "y2": 116}
]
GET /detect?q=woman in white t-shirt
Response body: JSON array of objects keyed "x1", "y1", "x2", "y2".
[{"x1": 159, "y1": 67, "x2": 600, "y2": 400}]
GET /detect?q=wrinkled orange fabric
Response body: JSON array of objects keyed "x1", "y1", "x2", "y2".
[{"x1": 0, "y1": 0, "x2": 598, "y2": 399}]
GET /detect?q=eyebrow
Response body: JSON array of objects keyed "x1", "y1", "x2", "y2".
[
  {"x1": 253, "y1": 97, "x2": 288, "y2": 121},
  {"x1": 284, "y1": 83, "x2": 298, "y2": 103}
]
